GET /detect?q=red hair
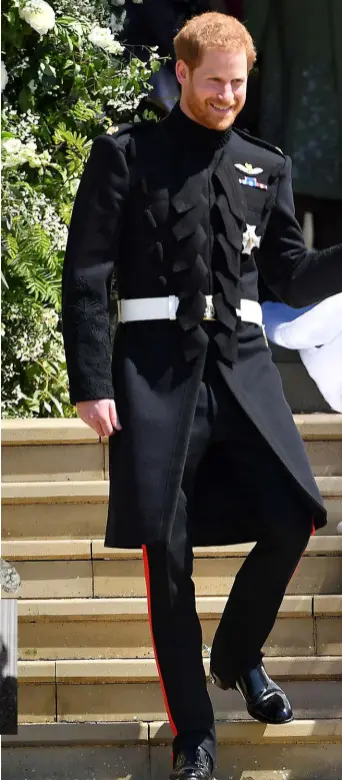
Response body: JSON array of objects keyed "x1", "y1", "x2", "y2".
[{"x1": 174, "y1": 12, "x2": 257, "y2": 72}]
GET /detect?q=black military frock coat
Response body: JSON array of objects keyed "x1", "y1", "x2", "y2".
[{"x1": 62, "y1": 104, "x2": 342, "y2": 548}]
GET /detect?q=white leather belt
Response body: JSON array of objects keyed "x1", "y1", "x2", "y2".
[{"x1": 118, "y1": 295, "x2": 263, "y2": 327}]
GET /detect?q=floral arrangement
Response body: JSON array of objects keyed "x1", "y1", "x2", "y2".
[{"x1": 1, "y1": 0, "x2": 160, "y2": 417}]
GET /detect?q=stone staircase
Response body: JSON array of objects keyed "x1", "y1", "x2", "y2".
[{"x1": 1, "y1": 416, "x2": 342, "y2": 779}]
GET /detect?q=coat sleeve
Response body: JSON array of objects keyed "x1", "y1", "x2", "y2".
[
  {"x1": 62, "y1": 133, "x2": 129, "y2": 405},
  {"x1": 256, "y1": 155, "x2": 342, "y2": 307}
]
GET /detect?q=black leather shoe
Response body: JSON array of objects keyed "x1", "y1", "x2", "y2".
[
  {"x1": 210, "y1": 662, "x2": 294, "y2": 725},
  {"x1": 169, "y1": 746, "x2": 214, "y2": 779}
]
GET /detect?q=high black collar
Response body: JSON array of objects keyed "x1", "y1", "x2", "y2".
[{"x1": 164, "y1": 101, "x2": 232, "y2": 151}]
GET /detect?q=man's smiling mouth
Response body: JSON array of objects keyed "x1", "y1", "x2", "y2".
[{"x1": 209, "y1": 103, "x2": 232, "y2": 113}]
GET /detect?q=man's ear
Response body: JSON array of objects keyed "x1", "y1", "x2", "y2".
[{"x1": 175, "y1": 59, "x2": 188, "y2": 86}]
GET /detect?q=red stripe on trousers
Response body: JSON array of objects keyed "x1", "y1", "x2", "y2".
[{"x1": 142, "y1": 544, "x2": 178, "y2": 737}]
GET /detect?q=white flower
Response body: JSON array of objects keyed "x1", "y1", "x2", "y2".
[
  {"x1": 1, "y1": 136, "x2": 51, "y2": 170},
  {"x1": 28, "y1": 79, "x2": 37, "y2": 92},
  {"x1": 242, "y1": 224, "x2": 261, "y2": 255},
  {"x1": 2, "y1": 138, "x2": 23, "y2": 154},
  {"x1": 112, "y1": 0, "x2": 125, "y2": 5},
  {"x1": 88, "y1": 25, "x2": 124, "y2": 55},
  {"x1": 132, "y1": 0, "x2": 143, "y2": 3},
  {"x1": 1, "y1": 60, "x2": 8, "y2": 92},
  {"x1": 19, "y1": 0, "x2": 55, "y2": 36}
]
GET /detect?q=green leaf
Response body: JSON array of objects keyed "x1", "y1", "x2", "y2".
[
  {"x1": 1, "y1": 271, "x2": 9, "y2": 290},
  {"x1": 18, "y1": 87, "x2": 33, "y2": 112},
  {"x1": 48, "y1": 393, "x2": 63, "y2": 415},
  {"x1": 45, "y1": 64, "x2": 57, "y2": 80}
]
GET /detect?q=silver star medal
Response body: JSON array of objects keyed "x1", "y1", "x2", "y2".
[{"x1": 242, "y1": 224, "x2": 261, "y2": 255}]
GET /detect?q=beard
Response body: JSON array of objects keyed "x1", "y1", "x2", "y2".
[{"x1": 185, "y1": 85, "x2": 238, "y2": 130}]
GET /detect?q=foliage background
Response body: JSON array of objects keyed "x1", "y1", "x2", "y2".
[{"x1": 1, "y1": 0, "x2": 160, "y2": 417}]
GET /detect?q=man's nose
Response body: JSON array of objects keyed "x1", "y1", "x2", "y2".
[{"x1": 217, "y1": 84, "x2": 234, "y2": 103}]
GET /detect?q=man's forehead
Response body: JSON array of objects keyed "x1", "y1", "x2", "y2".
[{"x1": 198, "y1": 48, "x2": 248, "y2": 73}]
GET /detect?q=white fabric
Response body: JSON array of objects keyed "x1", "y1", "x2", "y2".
[
  {"x1": 262, "y1": 294, "x2": 342, "y2": 413},
  {"x1": 118, "y1": 296, "x2": 263, "y2": 326},
  {"x1": 236, "y1": 298, "x2": 263, "y2": 326},
  {"x1": 262, "y1": 295, "x2": 342, "y2": 350},
  {"x1": 300, "y1": 334, "x2": 342, "y2": 412}
]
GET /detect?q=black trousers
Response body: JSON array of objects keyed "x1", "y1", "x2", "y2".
[{"x1": 142, "y1": 360, "x2": 313, "y2": 766}]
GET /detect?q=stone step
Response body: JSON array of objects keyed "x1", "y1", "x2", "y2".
[
  {"x1": 2, "y1": 478, "x2": 342, "y2": 542},
  {"x1": 16, "y1": 658, "x2": 342, "y2": 724},
  {"x1": 2, "y1": 720, "x2": 342, "y2": 780},
  {"x1": 2, "y1": 441, "x2": 106, "y2": 483},
  {"x1": 3, "y1": 497, "x2": 341, "y2": 541},
  {"x1": 3, "y1": 535, "x2": 342, "y2": 560},
  {"x1": 19, "y1": 655, "x2": 342, "y2": 683},
  {"x1": 16, "y1": 595, "x2": 342, "y2": 660},
  {"x1": 16, "y1": 659, "x2": 342, "y2": 733},
  {"x1": 1, "y1": 480, "x2": 110, "y2": 503},
  {"x1": 3, "y1": 415, "x2": 341, "y2": 446},
  {"x1": 7, "y1": 477, "x2": 341, "y2": 502},
  {"x1": 152, "y1": 720, "x2": 342, "y2": 780},
  {"x1": 1, "y1": 418, "x2": 99, "y2": 445},
  {"x1": 2, "y1": 416, "x2": 342, "y2": 482},
  {"x1": 3, "y1": 439, "x2": 342, "y2": 481},
  {"x1": 2, "y1": 501, "x2": 108, "y2": 541},
  {"x1": 3, "y1": 537, "x2": 342, "y2": 601}
]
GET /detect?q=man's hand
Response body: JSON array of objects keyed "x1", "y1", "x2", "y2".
[{"x1": 76, "y1": 399, "x2": 122, "y2": 438}]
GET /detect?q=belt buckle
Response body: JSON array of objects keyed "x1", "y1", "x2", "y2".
[{"x1": 203, "y1": 295, "x2": 216, "y2": 321}]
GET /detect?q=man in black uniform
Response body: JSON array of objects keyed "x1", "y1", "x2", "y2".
[{"x1": 62, "y1": 12, "x2": 342, "y2": 780}]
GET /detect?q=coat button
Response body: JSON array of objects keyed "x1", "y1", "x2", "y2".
[{"x1": 159, "y1": 275, "x2": 167, "y2": 286}]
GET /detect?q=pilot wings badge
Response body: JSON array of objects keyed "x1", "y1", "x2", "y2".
[{"x1": 235, "y1": 162, "x2": 263, "y2": 175}]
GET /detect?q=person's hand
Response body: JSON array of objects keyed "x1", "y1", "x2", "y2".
[{"x1": 76, "y1": 399, "x2": 122, "y2": 438}]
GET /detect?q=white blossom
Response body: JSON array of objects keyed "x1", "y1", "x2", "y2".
[
  {"x1": 1, "y1": 60, "x2": 8, "y2": 92},
  {"x1": 132, "y1": 0, "x2": 143, "y2": 3},
  {"x1": 1, "y1": 136, "x2": 51, "y2": 170},
  {"x1": 19, "y1": 0, "x2": 56, "y2": 36},
  {"x1": 88, "y1": 25, "x2": 124, "y2": 55},
  {"x1": 111, "y1": 0, "x2": 125, "y2": 5},
  {"x1": 2, "y1": 138, "x2": 23, "y2": 155}
]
